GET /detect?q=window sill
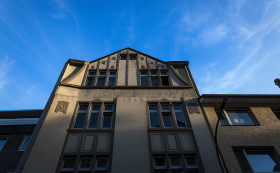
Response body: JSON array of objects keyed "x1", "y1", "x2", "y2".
[
  {"x1": 148, "y1": 128, "x2": 192, "y2": 131},
  {"x1": 67, "y1": 129, "x2": 114, "y2": 132},
  {"x1": 221, "y1": 124, "x2": 260, "y2": 126}
]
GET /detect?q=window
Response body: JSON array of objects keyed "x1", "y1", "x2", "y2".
[
  {"x1": 18, "y1": 136, "x2": 31, "y2": 151},
  {"x1": 73, "y1": 103, "x2": 114, "y2": 129},
  {"x1": 120, "y1": 54, "x2": 127, "y2": 60},
  {"x1": 152, "y1": 155, "x2": 199, "y2": 173},
  {"x1": 86, "y1": 71, "x2": 96, "y2": 86},
  {"x1": 78, "y1": 157, "x2": 92, "y2": 172},
  {"x1": 151, "y1": 71, "x2": 160, "y2": 86},
  {"x1": 234, "y1": 148, "x2": 280, "y2": 173},
  {"x1": 108, "y1": 71, "x2": 116, "y2": 86},
  {"x1": 140, "y1": 71, "x2": 149, "y2": 86},
  {"x1": 148, "y1": 103, "x2": 187, "y2": 129},
  {"x1": 216, "y1": 110, "x2": 256, "y2": 125},
  {"x1": 95, "y1": 157, "x2": 108, "y2": 172},
  {"x1": 0, "y1": 136, "x2": 8, "y2": 151},
  {"x1": 97, "y1": 71, "x2": 106, "y2": 86},
  {"x1": 160, "y1": 71, "x2": 170, "y2": 86},
  {"x1": 61, "y1": 157, "x2": 76, "y2": 172},
  {"x1": 129, "y1": 54, "x2": 137, "y2": 60},
  {"x1": 272, "y1": 109, "x2": 280, "y2": 121}
]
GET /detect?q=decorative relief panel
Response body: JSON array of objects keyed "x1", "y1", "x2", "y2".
[{"x1": 55, "y1": 101, "x2": 69, "y2": 114}]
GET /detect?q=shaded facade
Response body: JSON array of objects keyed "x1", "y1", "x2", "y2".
[
  {"x1": 17, "y1": 48, "x2": 222, "y2": 173},
  {"x1": 0, "y1": 110, "x2": 42, "y2": 173}
]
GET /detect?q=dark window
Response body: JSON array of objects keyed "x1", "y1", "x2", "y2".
[
  {"x1": 161, "y1": 104, "x2": 173, "y2": 128},
  {"x1": 185, "y1": 156, "x2": 198, "y2": 170},
  {"x1": 88, "y1": 104, "x2": 101, "y2": 129},
  {"x1": 149, "y1": 104, "x2": 161, "y2": 128},
  {"x1": 160, "y1": 71, "x2": 170, "y2": 86},
  {"x1": 78, "y1": 157, "x2": 92, "y2": 172},
  {"x1": 61, "y1": 157, "x2": 76, "y2": 172},
  {"x1": 74, "y1": 104, "x2": 88, "y2": 129},
  {"x1": 86, "y1": 71, "x2": 96, "y2": 86},
  {"x1": 120, "y1": 54, "x2": 127, "y2": 60},
  {"x1": 18, "y1": 136, "x2": 31, "y2": 151},
  {"x1": 151, "y1": 71, "x2": 159, "y2": 86},
  {"x1": 226, "y1": 110, "x2": 255, "y2": 125},
  {"x1": 140, "y1": 71, "x2": 149, "y2": 86},
  {"x1": 0, "y1": 136, "x2": 8, "y2": 151},
  {"x1": 234, "y1": 148, "x2": 280, "y2": 173},
  {"x1": 129, "y1": 54, "x2": 137, "y2": 60},
  {"x1": 97, "y1": 71, "x2": 106, "y2": 86},
  {"x1": 95, "y1": 157, "x2": 108, "y2": 171},
  {"x1": 272, "y1": 109, "x2": 280, "y2": 121},
  {"x1": 173, "y1": 104, "x2": 186, "y2": 128},
  {"x1": 101, "y1": 104, "x2": 113, "y2": 128},
  {"x1": 154, "y1": 155, "x2": 167, "y2": 170},
  {"x1": 169, "y1": 155, "x2": 183, "y2": 170},
  {"x1": 108, "y1": 71, "x2": 116, "y2": 86}
]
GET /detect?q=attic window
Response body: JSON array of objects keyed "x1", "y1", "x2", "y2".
[
  {"x1": 120, "y1": 54, "x2": 127, "y2": 60},
  {"x1": 160, "y1": 71, "x2": 170, "y2": 86},
  {"x1": 129, "y1": 54, "x2": 137, "y2": 60}
]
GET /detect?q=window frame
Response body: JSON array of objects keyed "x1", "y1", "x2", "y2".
[
  {"x1": 222, "y1": 109, "x2": 258, "y2": 126},
  {"x1": 73, "y1": 104, "x2": 89, "y2": 129},
  {"x1": 160, "y1": 71, "x2": 170, "y2": 86},
  {"x1": 140, "y1": 71, "x2": 149, "y2": 86},
  {"x1": 85, "y1": 70, "x2": 97, "y2": 86},
  {"x1": 234, "y1": 147, "x2": 280, "y2": 173},
  {"x1": 18, "y1": 136, "x2": 31, "y2": 151},
  {"x1": 107, "y1": 71, "x2": 116, "y2": 86},
  {"x1": 150, "y1": 71, "x2": 160, "y2": 86}
]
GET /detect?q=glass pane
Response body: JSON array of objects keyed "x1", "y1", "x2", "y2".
[
  {"x1": 141, "y1": 76, "x2": 149, "y2": 86},
  {"x1": 80, "y1": 158, "x2": 92, "y2": 168},
  {"x1": 86, "y1": 78, "x2": 94, "y2": 86},
  {"x1": 154, "y1": 157, "x2": 166, "y2": 167},
  {"x1": 74, "y1": 113, "x2": 86, "y2": 128},
  {"x1": 151, "y1": 71, "x2": 158, "y2": 76},
  {"x1": 0, "y1": 139, "x2": 7, "y2": 151},
  {"x1": 97, "y1": 77, "x2": 106, "y2": 86},
  {"x1": 173, "y1": 104, "x2": 181, "y2": 111},
  {"x1": 161, "y1": 71, "x2": 168, "y2": 76},
  {"x1": 108, "y1": 77, "x2": 116, "y2": 86},
  {"x1": 20, "y1": 136, "x2": 31, "y2": 151},
  {"x1": 150, "y1": 112, "x2": 161, "y2": 128},
  {"x1": 151, "y1": 76, "x2": 159, "y2": 86},
  {"x1": 79, "y1": 105, "x2": 88, "y2": 111},
  {"x1": 175, "y1": 112, "x2": 186, "y2": 127},
  {"x1": 227, "y1": 111, "x2": 255, "y2": 125},
  {"x1": 92, "y1": 104, "x2": 101, "y2": 111},
  {"x1": 88, "y1": 113, "x2": 99, "y2": 128},
  {"x1": 162, "y1": 113, "x2": 173, "y2": 128},
  {"x1": 215, "y1": 111, "x2": 229, "y2": 125},
  {"x1": 161, "y1": 105, "x2": 170, "y2": 111},
  {"x1": 246, "y1": 151, "x2": 280, "y2": 172},
  {"x1": 102, "y1": 113, "x2": 112, "y2": 128},
  {"x1": 96, "y1": 158, "x2": 108, "y2": 168},
  {"x1": 185, "y1": 157, "x2": 197, "y2": 167},
  {"x1": 141, "y1": 72, "x2": 147, "y2": 75},
  {"x1": 99, "y1": 71, "x2": 106, "y2": 76},
  {"x1": 170, "y1": 156, "x2": 182, "y2": 168},
  {"x1": 161, "y1": 76, "x2": 169, "y2": 86},
  {"x1": 149, "y1": 105, "x2": 158, "y2": 111},
  {"x1": 109, "y1": 71, "x2": 116, "y2": 75},
  {"x1": 105, "y1": 105, "x2": 113, "y2": 111},
  {"x1": 63, "y1": 158, "x2": 76, "y2": 168},
  {"x1": 89, "y1": 71, "x2": 96, "y2": 76}
]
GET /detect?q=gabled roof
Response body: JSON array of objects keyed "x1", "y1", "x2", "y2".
[{"x1": 89, "y1": 47, "x2": 167, "y2": 63}]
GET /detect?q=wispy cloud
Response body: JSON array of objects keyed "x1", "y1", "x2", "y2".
[{"x1": 0, "y1": 56, "x2": 14, "y2": 90}]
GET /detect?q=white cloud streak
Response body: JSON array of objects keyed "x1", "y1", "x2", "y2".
[{"x1": 0, "y1": 56, "x2": 14, "y2": 90}]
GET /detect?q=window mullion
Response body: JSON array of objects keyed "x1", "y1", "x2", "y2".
[
  {"x1": 170, "y1": 102, "x2": 177, "y2": 128},
  {"x1": 98, "y1": 103, "x2": 105, "y2": 129},
  {"x1": 223, "y1": 109, "x2": 232, "y2": 125},
  {"x1": 158, "y1": 102, "x2": 164, "y2": 128}
]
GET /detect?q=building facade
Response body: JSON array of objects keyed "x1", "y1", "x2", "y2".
[
  {"x1": 17, "y1": 48, "x2": 222, "y2": 173},
  {"x1": 0, "y1": 110, "x2": 42, "y2": 173}
]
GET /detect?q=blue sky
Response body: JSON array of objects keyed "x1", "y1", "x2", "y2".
[{"x1": 0, "y1": 0, "x2": 280, "y2": 110}]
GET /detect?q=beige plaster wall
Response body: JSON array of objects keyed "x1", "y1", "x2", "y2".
[
  {"x1": 117, "y1": 59, "x2": 126, "y2": 86},
  {"x1": 203, "y1": 106, "x2": 280, "y2": 173},
  {"x1": 128, "y1": 60, "x2": 137, "y2": 86},
  {"x1": 111, "y1": 97, "x2": 150, "y2": 173}
]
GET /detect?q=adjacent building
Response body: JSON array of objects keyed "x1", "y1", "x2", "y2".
[{"x1": 0, "y1": 110, "x2": 42, "y2": 173}]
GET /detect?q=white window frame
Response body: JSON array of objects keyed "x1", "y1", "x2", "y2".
[
  {"x1": 87, "y1": 103, "x2": 101, "y2": 129},
  {"x1": 173, "y1": 104, "x2": 187, "y2": 128},
  {"x1": 222, "y1": 109, "x2": 256, "y2": 125},
  {"x1": 18, "y1": 136, "x2": 31, "y2": 151},
  {"x1": 161, "y1": 104, "x2": 174, "y2": 128},
  {"x1": 73, "y1": 104, "x2": 89, "y2": 129},
  {"x1": 0, "y1": 136, "x2": 8, "y2": 151},
  {"x1": 101, "y1": 104, "x2": 114, "y2": 129}
]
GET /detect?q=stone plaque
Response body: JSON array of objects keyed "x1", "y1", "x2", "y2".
[
  {"x1": 55, "y1": 101, "x2": 69, "y2": 114},
  {"x1": 187, "y1": 102, "x2": 200, "y2": 114}
]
